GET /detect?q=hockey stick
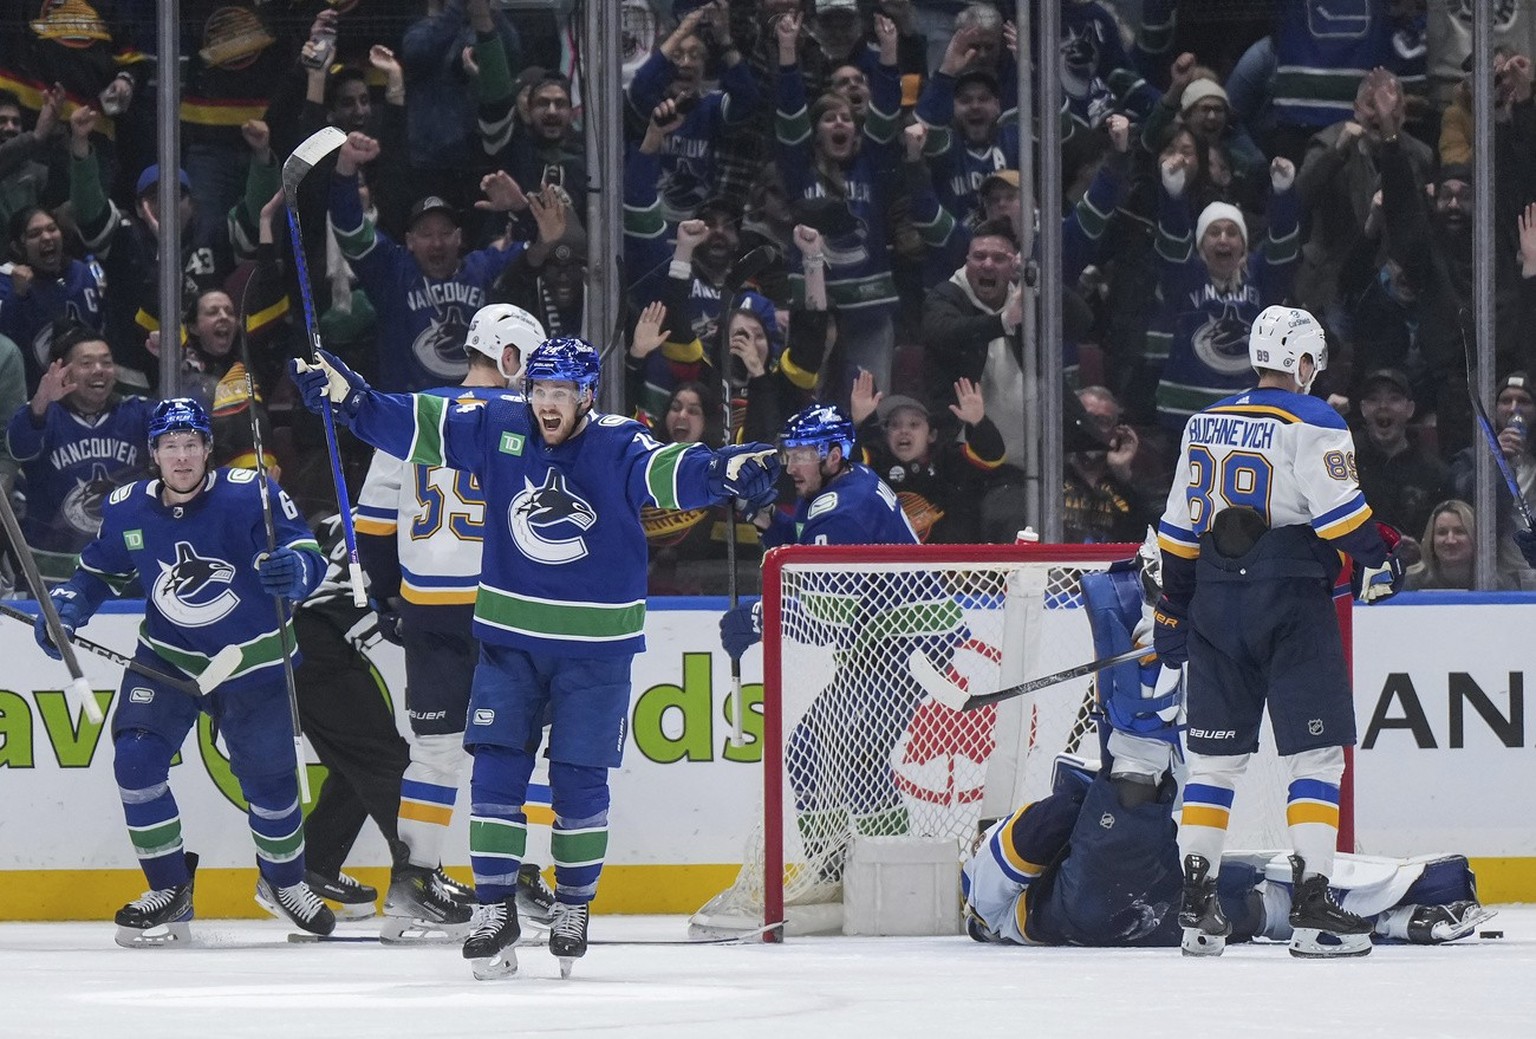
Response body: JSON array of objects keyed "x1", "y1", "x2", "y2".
[
  {"x1": 909, "y1": 645, "x2": 1148, "y2": 713},
  {"x1": 1459, "y1": 312, "x2": 1536, "y2": 529},
  {"x1": 0, "y1": 600, "x2": 239, "y2": 698},
  {"x1": 281, "y1": 126, "x2": 367, "y2": 608},
  {"x1": 0, "y1": 488, "x2": 103, "y2": 723},
  {"x1": 717, "y1": 245, "x2": 775, "y2": 748}
]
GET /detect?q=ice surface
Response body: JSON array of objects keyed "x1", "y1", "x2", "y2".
[{"x1": 4, "y1": 909, "x2": 1535, "y2": 1038}]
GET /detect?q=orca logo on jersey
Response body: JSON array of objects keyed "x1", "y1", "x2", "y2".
[
  {"x1": 1191, "y1": 303, "x2": 1257, "y2": 376},
  {"x1": 508, "y1": 470, "x2": 597, "y2": 564},
  {"x1": 62, "y1": 462, "x2": 117, "y2": 538},
  {"x1": 411, "y1": 303, "x2": 473, "y2": 381},
  {"x1": 151, "y1": 541, "x2": 240, "y2": 628}
]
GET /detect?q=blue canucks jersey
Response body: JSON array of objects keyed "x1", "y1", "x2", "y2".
[
  {"x1": 761, "y1": 463, "x2": 919, "y2": 549},
  {"x1": 0, "y1": 258, "x2": 108, "y2": 390},
  {"x1": 349, "y1": 392, "x2": 728, "y2": 657},
  {"x1": 66, "y1": 468, "x2": 323, "y2": 691},
  {"x1": 5, "y1": 396, "x2": 156, "y2": 553}
]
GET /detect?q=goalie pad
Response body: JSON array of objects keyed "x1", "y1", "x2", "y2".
[
  {"x1": 1080, "y1": 569, "x2": 1181, "y2": 743},
  {"x1": 1223, "y1": 851, "x2": 1477, "y2": 918}
]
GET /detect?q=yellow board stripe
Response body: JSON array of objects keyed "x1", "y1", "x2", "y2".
[
  {"x1": 1181, "y1": 805, "x2": 1231, "y2": 830},
  {"x1": 399, "y1": 801, "x2": 454, "y2": 826},
  {"x1": 1286, "y1": 802, "x2": 1340, "y2": 828}
]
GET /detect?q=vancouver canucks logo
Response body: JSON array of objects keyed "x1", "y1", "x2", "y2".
[
  {"x1": 412, "y1": 303, "x2": 472, "y2": 381},
  {"x1": 508, "y1": 470, "x2": 597, "y2": 565},
  {"x1": 152, "y1": 541, "x2": 240, "y2": 627},
  {"x1": 61, "y1": 462, "x2": 116, "y2": 539},
  {"x1": 1192, "y1": 302, "x2": 1256, "y2": 376}
]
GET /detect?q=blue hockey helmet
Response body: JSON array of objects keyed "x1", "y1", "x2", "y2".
[
  {"x1": 524, "y1": 335, "x2": 600, "y2": 397},
  {"x1": 148, "y1": 397, "x2": 212, "y2": 447},
  {"x1": 779, "y1": 403, "x2": 855, "y2": 461}
]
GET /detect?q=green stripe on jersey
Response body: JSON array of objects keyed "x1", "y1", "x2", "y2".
[
  {"x1": 410, "y1": 394, "x2": 447, "y2": 466},
  {"x1": 476, "y1": 587, "x2": 646, "y2": 642},
  {"x1": 144, "y1": 624, "x2": 294, "y2": 682},
  {"x1": 645, "y1": 442, "x2": 692, "y2": 509}
]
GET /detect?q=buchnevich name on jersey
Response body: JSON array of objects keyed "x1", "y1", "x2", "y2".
[
  {"x1": 1186, "y1": 415, "x2": 1275, "y2": 451},
  {"x1": 407, "y1": 282, "x2": 485, "y2": 313},
  {"x1": 50, "y1": 435, "x2": 140, "y2": 469}
]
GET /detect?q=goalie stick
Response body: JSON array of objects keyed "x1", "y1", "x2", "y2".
[
  {"x1": 281, "y1": 126, "x2": 367, "y2": 608},
  {"x1": 909, "y1": 645, "x2": 1149, "y2": 713},
  {"x1": 717, "y1": 245, "x2": 775, "y2": 748},
  {"x1": 0, "y1": 487, "x2": 103, "y2": 723},
  {"x1": 0, "y1": 601, "x2": 240, "y2": 698}
]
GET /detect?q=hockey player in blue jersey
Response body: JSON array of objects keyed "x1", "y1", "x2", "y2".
[
  {"x1": 290, "y1": 335, "x2": 779, "y2": 978},
  {"x1": 1155, "y1": 306, "x2": 1407, "y2": 958},
  {"x1": 962, "y1": 543, "x2": 1493, "y2": 950},
  {"x1": 33, "y1": 398, "x2": 333, "y2": 945},
  {"x1": 720, "y1": 404, "x2": 961, "y2": 891}
]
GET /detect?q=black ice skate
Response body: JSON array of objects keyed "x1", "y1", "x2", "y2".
[
  {"x1": 1406, "y1": 901, "x2": 1497, "y2": 945},
  {"x1": 256, "y1": 876, "x2": 337, "y2": 937},
  {"x1": 114, "y1": 852, "x2": 198, "y2": 948},
  {"x1": 306, "y1": 869, "x2": 378, "y2": 921},
  {"x1": 1179, "y1": 853, "x2": 1231, "y2": 957},
  {"x1": 463, "y1": 897, "x2": 521, "y2": 980},
  {"x1": 1287, "y1": 855, "x2": 1372, "y2": 958},
  {"x1": 516, "y1": 863, "x2": 556, "y2": 929},
  {"x1": 380, "y1": 864, "x2": 473, "y2": 943},
  {"x1": 549, "y1": 902, "x2": 590, "y2": 979}
]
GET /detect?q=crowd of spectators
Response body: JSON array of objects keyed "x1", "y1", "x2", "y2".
[{"x1": 5, "y1": 0, "x2": 1536, "y2": 596}]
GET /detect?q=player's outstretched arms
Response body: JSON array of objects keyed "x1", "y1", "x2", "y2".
[
  {"x1": 706, "y1": 444, "x2": 780, "y2": 507},
  {"x1": 290, "y1": 349, "x2": 370, "y2": 422}
]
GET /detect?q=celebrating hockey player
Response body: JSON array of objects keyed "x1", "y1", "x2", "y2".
[
  {"x1": 962, "y1": 543, "x2": 1493, "y2": 951},
  {"x1": 718, "y1": 403, "x2": 951, "y2": 896},
  {"x1": 1154, "y1": 306, "x2": 1406, "y2": 958},
  {"x1": 34, "y1": 398, "x2": 333, "y2": 945},
  {"x1": 291, "y1": 336, "x2": 779, "y2": 979},
  {"x1": 354, "y1": 302, "x2": 549, "y2": 942}
]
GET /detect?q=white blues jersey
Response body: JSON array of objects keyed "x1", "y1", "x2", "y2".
[
  {"x1": 354, "y1": 386, "x2": 520, "y2": 606},
  {"x1": 1157, "y1": 387, "x2": 1373, "y2": 565}
]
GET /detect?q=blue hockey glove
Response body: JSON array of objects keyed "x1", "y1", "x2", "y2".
[
  {"x1": 1353, "y1": 522, "x2": 1405, "y2": 604},
  {"x1": 1517, "y1": 527, "x2": 1536, "y2": 569},
  {"x1": 258, "y1": 547, "x2": 311, "y2": 600},
  {"x1": 369, "y1": 597, "x2": 405, "y2": 646},
  {"x1": 33, "y1": 590, "x2": 84, "y2": 661},
  {"x1": 1151, "y1": 596, "x2": 1188, "y2": 666},
  {"x1": 719, "y1": 600, "x2": 762, "y2": 661},
  {"x1": 289, "y1": 349, "x2": 369, "y2": 421},
  {"x1": 706, "y1": 445, "x2": 780, "y2": 503}
]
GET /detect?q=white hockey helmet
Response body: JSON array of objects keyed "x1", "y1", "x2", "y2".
[
  {"x1": 1249, "y1": 305, "x2": 1327, "y2": 391},
  {"x1": 465, "y1": 304, "x2": 546, "y2": 383}
]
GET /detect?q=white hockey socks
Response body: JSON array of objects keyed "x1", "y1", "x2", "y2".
[
  {"x1": 1283, "y1": 746, "x2": 1346, "y2": 880},
  {"x1": 398, "y1": 733, "x2": 466, "y2": 869},
  {"x1": 1178, "y1": 752, "x2": 1250, "y2": 874}
]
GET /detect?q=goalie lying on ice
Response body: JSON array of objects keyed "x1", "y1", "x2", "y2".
[{"x1": 959, "y1": 553, "x2": 1494, "y2": 949}]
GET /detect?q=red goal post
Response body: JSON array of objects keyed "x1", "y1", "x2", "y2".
[{"x1": 741, "y1": 540, "x2": 1357, "y2": 941}]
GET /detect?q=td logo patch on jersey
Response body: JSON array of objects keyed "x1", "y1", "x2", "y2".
[
  {"x1": 509, "y1": 469, "x2": 597, "y2": 564},
  {"x1": 152, "y1": 541, "x2": 240, "y2": 627}
]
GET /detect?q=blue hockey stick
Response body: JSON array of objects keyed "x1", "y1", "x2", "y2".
[
  {"x1": 1460, "y1": 312, "x2": 1536, "y2": 529},
  {"x1": 281, "y1": 127, "x2": 367, "y2": 607}
]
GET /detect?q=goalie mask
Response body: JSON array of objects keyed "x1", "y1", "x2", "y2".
[
  {"x1": 1249, "y1": 305, "x2": 1327, "y2": 394},
  {"x1": 465, "y1": 303, "x2": 545, "y2": 384}
]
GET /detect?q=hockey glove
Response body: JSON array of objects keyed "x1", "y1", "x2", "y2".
[
  {"x1": 33, "y1": 590, "x2": 84, "y2": 662},
  {"x1": 258, "y1": 547, "x2": 313, "y2": 600},
  {"x1": 290, "y1": 349, "x2": 369, "y2": 421},
  {"x1": 706, "y1": 445, "x2": 780, "y2": 503},
  {"x1": 1516, "y1": 526, "x2": 1536, "y2": 569},
  {"x1": 1353, "y1": 522, "x2": 1404, "y2": 604},
  {"x1": 719, "y1": 600, "x2": 763, "y2": 661},
  {"x1": 369, "y1": 597, "x2": 405, "y2": 645},
  {"x1": 1151, "y1": 596, "x2": 1188, "y2": 666}
]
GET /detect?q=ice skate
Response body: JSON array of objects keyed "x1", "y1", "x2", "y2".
[
  {"x1": 114, "y1": 852, "x2": 198, "y2": 948},
  {"x1": 1406, "y1": 901, "x2": 1496, "y2": 944},
  {"x1": 306, "y1": 869, "x2": 378, "y2": 921},
  {"x1": 463, "y1": 897, "x2": 520, "y2": 980},
  {"x1": 1287, "y1": 855, "x2": 1372, "y2": 958},
  {"x1": 1178, "y1": 854, "x2": 1230, "y2": 957},
  {"x1": 516, "y1": 863, "x2": 556, "y2": 929},
  {"x1": 256, "y1": 876, "x2": 337, "y2": 937},
  {"x1": 549, "y1": 901, "x2": 590, "y2": 979},
  {"x1": 380, "y1": 863, "x2": 473, "y2": 943}
]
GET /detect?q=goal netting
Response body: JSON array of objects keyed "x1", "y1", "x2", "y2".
[{"x1": 689, "y1": 542, "x2": 1355, "y2": 939}]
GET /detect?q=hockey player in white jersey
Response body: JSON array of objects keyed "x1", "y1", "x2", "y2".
[
  {"x1": 1154, "y1": 306, "x2": 1406, "y2": 958},
  {"x1": 355, "y1": 303, "x2": 552, "y2": 941}
]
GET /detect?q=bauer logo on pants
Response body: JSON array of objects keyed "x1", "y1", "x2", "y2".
[{"x1": 474, "y1": 709, "x2": 495, "y2": 726}]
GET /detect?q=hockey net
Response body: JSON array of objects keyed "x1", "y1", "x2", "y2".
[{"x1": 689, "y1": 542, "x2": 1355, "y2": 939}]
